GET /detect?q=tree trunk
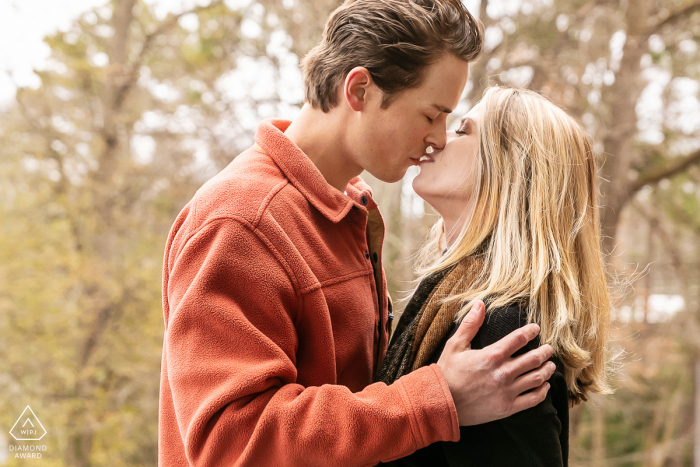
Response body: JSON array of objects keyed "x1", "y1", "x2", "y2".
[
  {"x1": 65, "y1": 430, "x2": 94, "y2": 467},
  {"x1": 695, "y1": 360, "x2": 700, "y2": 467},
  {"x1": 642, "y1": 217, "x2": 656, "y2": 321},
  {"x1": 599, "y1": 0, "x2": 649, "y2": 256},
  {"x1": 591, "y1": 397, "x2": 606, "y2": 467}
]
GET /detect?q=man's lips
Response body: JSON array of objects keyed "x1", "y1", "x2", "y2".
[{"x1": 411, "y1": 152, "x2": 437, "y2": 165}]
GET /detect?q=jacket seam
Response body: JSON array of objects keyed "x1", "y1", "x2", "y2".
[
  {"x1": 396, "y1": 379, "x2": 424, "y2": 450},
  {"x1": 295, "y1": 290, "x2": 305, "y2": 335},
  {"x1": 429, "y1": 364, "x2": 461, "y2": 441},
  {"x1": 294, "y1": 269, "x2": 375, "y2": 296},
  {"x1": 180, "y1": 216, "x2": 303, "y2": 296},
  {"x1": 253, "y1": 179, "x2": 289, "y2": 229},
  {"x1": 317, "y1": 269, "x2": 373, "y2": 288}
]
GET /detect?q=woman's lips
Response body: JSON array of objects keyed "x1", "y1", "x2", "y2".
[{"x1": 411, "y1": 150, "x2": 438, "y2": 165}]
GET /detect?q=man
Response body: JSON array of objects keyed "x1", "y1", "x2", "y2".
[{"x1": 158, "y1": 0, "x2": 556, "y2": 465}]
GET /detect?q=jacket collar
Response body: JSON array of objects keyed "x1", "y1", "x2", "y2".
[{"x1": 254, "y1": 119, "x2": 376, "y2": 222}]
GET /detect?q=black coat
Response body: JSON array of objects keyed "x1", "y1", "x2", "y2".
[{"x1": 382, "y1": 303, "x2": 569, "y2": 467}]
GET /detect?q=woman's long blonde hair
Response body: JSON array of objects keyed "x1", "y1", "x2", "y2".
[{"x1": 415, "y1": 86, "x2": 611, "y2": 404}]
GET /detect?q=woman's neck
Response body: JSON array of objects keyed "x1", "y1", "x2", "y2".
[{"x1": 440, "y1": 205, "x2": 469, "y2": 249}]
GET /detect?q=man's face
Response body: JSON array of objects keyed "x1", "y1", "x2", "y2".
[{"x1": 348, "y1": 54, "x2": 470, "y2": 183}]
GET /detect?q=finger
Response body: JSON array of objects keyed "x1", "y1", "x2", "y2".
[
  {"x1": 511, "y1": 361, "x2": 556, "y2": 395},
  {"x1": 503, "y1": 344, "x2": 554, "y2": 379},
  {"x1": 451, "y1": 300, "x2": 485, "y2": 352},
  {"x1": 488, "y1": 323, "x2": 542, "y2": 359},
  {"x1": 509, "y1": 382, "x2": 549, "y2": 415}
]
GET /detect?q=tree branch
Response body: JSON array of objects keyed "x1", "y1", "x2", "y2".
[
  {"x1": 629, "y1": 148, "x2": 700, "y2": 195},
  {"x1": 144, "y1": 0, "x2": 224, "y2": 44},
  {"x1": 79, "y1": 303, "x2": 115, "y2": 368},
  {"x1": 642, "y1": 1, "x2": 700, "y2": 38},
  {"x1": 113, "y1": 0, "x2": 225, "y2": 109},
  {"x1": 631, "y1": 202, "x2": 684, "y2": 274}
]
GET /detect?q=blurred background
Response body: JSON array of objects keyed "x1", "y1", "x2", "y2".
[{"x1": 0, "y1": 0, "x2": 698, "y2": 465}]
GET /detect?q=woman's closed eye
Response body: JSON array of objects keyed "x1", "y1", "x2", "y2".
[{"x1": 455, "y1": 118, "x2": 473, "y2": 135}]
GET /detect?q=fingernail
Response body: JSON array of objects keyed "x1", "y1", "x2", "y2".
[
  {"x1": 548, "y1": 362, "x2": 556, "y2": 372},
  {"x1": 545, "y1": 383, "x2": 550, "y2": 391}
]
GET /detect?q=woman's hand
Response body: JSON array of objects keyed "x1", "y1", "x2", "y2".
[{"x1": 437, "y1": 300, "x2": 556, "y2": 426}]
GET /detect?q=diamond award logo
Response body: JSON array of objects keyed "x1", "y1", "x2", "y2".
[{"x1": 9, "y1": 406, "x2": 46, "y2": 441}]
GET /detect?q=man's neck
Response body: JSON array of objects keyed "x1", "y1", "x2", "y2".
[{"x1": 284, "y1": 104, "x2": 363, "y2": 193}]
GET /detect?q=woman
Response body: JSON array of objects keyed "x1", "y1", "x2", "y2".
[{"x1": 375, "y1": 86, "x2": 611, "y2": 466}]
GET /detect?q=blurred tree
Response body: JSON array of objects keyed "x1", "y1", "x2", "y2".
[
  {"x1": 456, "y1": 0, "x2": 700, "y2": 254},
  {"x1": 3, "y1": 0, "x2": 700, "y2": 465},
  {"x1": 0, "y1": 0, "x2": 306, "y2": 464}
]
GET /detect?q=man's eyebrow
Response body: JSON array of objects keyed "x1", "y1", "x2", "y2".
[{"x1": 431, "y1": 104, "x2": 453, "y2": 114}]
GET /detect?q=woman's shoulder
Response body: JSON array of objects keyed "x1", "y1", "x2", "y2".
[
  {"x1": 450, "y1": 302, "x2": 535, "y2": 353},
  {"x1": 480, "y1": 303, "x2": 529, "y2": 341}
]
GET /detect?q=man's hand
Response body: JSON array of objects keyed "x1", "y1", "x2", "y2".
[{"x1": 436, "y1": 300, "x2": 556, "y2": 426}]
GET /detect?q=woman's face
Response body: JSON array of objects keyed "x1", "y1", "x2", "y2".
[{"x1": 412, "y1": 103, "x2": 482, "y2": 217}]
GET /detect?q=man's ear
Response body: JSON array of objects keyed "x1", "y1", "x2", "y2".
[{"x1": 343, "y1": 67, "x2": 374, "y2": 112}]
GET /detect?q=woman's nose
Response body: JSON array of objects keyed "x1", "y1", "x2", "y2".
[{"x1": 445, "y1": 130, "x2": 459, "y2": 142}]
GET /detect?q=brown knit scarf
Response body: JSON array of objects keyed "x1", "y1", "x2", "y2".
[{"x1": 374, "y1": 255, "x2": 484, "y2": 385}]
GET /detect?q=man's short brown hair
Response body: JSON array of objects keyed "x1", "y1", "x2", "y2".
[{"x1": 301, "y1": 0, "x2": 483, "y2": 112}]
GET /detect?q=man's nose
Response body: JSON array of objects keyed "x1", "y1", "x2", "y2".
[{"x1": 425, "y1": 120, "x2": 448, "y2": 150}]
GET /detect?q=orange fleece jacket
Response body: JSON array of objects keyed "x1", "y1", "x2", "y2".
[{"x1": 158, "y1": 119, "x2": 460, "y2": 466}]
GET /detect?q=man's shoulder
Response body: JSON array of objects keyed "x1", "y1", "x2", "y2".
[{"x1": 190, "y1": 146, "x2": 303, "y2": 228}]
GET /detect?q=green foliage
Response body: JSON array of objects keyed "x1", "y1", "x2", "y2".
[{"x1": 0, "y1": 0, "x2": 284, "y2": 464}]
